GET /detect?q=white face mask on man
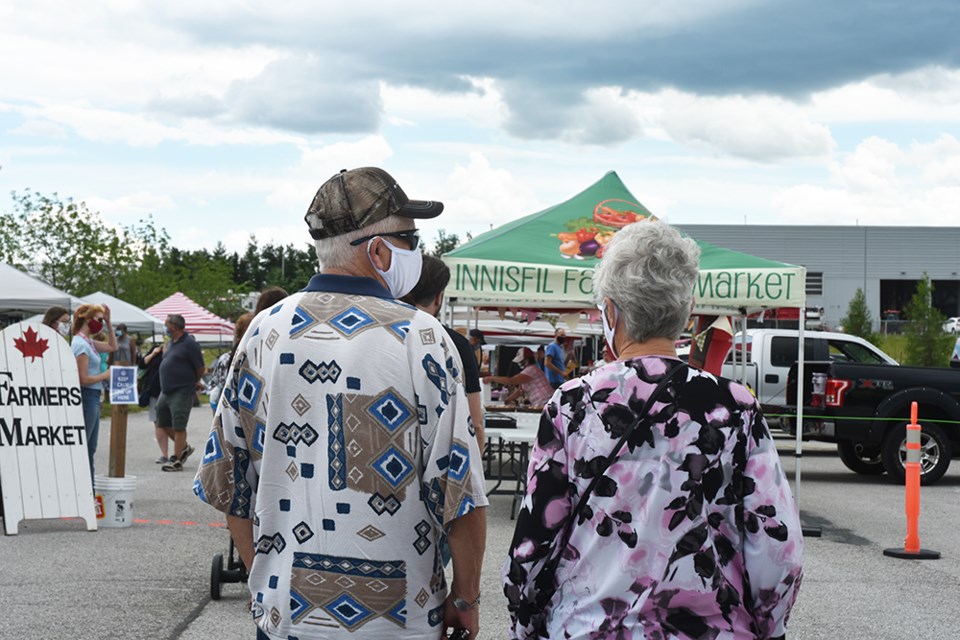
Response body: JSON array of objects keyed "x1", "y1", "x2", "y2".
[{"x1": 368, "y1": 237, "x2": 423, "y2": 299}]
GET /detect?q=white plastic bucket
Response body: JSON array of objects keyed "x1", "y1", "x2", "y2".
[{"x1": 94, "y1": 475, "x2": 137, "y2": 528}]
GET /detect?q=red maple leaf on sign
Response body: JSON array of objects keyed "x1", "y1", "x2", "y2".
[{"x1": 14, "y1": 327, "x2": 49, "y2": 362}]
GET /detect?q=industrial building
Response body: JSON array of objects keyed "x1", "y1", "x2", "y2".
[{"x1": 676, "y1": 225, "x2": 960, "y2": 332}]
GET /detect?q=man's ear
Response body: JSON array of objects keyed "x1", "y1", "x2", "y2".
[{"x1": 367, "y1": 237, "x2": 392, "y2": 272}]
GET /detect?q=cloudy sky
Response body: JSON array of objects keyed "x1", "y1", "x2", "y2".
[{"x1": 2, "y1": 0, "x2": 959, "y2": 253}]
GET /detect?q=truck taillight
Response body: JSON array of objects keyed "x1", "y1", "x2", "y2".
[{"x1": 825, "y1": 378, "x2": 851, "y2": 407}]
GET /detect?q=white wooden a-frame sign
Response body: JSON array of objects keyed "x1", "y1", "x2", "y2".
[{"x1": 0, "y1": 323, "x2": 97, "y2": 534}]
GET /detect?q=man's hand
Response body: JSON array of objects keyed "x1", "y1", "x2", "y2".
[{"x1": 443, "y1": 595, "x2": 479, "y2": 639}]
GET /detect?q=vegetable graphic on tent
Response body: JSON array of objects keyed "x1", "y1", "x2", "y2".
[{"x1": 555, "y1": 199, "x2": 655, "y2": 260}]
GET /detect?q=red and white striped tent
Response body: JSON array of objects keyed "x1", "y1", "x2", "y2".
[{"x1": 146, "y1": 292, "x2": 235, "y2": 344}]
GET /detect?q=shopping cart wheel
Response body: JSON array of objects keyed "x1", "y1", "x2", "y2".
[{"x1": 210, "y1": 553, "x2": 224, "y2": 600}]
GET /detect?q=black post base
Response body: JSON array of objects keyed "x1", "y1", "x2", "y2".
[{"x1": 883, "y1": 547, "x2": 941, "y2": 560}]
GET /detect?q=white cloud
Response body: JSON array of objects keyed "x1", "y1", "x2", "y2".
[
  {"x1": 412, "y1": 152, "x2": 542, "y2": 246},
  {"x1": 381, "y1": 78, "x2": 506, "y2": 131},
  {"x1": 9, "y1": 119, "x2": 67, "y2": 138},
  {"x1": 811, "y1": 67, "x2": 960, "y2": 123},
  {"x1": 773, "y1": 135, "x2": 960, "y2": 225},
  {"x1": 264, "y1": 136, "x2": 395, "y2": 215},
  {"x1": 84, "y1": 192, "x2": 177, "y2": 221},
  {"x1": 641, "y1": 90, "x2": 836, "y2": 161},
  {"x1": 830, "y1": 136, "x2": 902, "y2": 192}
]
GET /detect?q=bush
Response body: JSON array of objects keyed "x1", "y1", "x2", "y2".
[
  {"x1": 840, "y1": 288, "x2": 881, "y2": 347},
  {"x1": 903, "y1": 274, "x2": 955, "y2": 366}
]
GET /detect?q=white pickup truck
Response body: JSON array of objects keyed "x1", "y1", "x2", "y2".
[{"x1": 719, "y1": 329, "x2": 899, "y2": 412}]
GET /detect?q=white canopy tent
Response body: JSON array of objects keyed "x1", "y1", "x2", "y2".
[{"x1": 0, "y1": 263, "x2": 82, "y2": 315}]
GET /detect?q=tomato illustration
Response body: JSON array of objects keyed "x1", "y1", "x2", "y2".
[{"x1": 575, "y1": 226, "x2": 598, "y2": 243}]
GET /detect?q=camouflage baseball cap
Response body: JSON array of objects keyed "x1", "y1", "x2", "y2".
[{"x1": 304, "y1": 167, "x2": 444, "y2": 239}]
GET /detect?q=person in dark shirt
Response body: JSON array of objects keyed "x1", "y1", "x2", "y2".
[
  {"x1": 157, "y1": 314, "x2": 205, "y2": 472},
  {"x1": 403, "y1": 255, "x2": 484, "y2": 450}
]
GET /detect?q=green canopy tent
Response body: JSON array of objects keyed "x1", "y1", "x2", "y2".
[
  {"x1": 443, "y1": 171, "x2": 806, "y2": 315},
  {"x1": 442, "y1": 172, "x2": 817, "y2": 529}
]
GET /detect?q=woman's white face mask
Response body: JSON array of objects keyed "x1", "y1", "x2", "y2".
[
  {"x1": 368, "y1": 237, "x2": 423, "y2": 299},
  {"x1": 599, "y1": 298, "x2": 619, "y2": 358},
  {"x1": 58, "y1": 321, "x2": 71, "y2": 337}
]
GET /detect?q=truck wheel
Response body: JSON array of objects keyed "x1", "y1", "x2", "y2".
[
  {"x1": 881, "y1": 423, "x2": 951, "y2": 485},
  {"x1": 837, "y1": 442, "x2": 885, "y2": 475}
]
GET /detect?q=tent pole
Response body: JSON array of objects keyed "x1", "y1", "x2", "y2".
[
  {"x1": 794, "y1": 320, "x2": 805, "y2": 509},
  {"x1": 740, "y1": 312, "x2": 747, "y2": 386},
  {"x1": 794, "y1": 317, "x2": 819, "y2": 537}
]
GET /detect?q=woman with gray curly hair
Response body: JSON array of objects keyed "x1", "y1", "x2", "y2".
[{"x1": 504, "y1": 220, "x2": 803, "y2": 640}]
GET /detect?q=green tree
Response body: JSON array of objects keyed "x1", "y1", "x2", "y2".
[
  {"x1": 430, "y1": 228, "x2": 473, "y2": 257},
  {"x1": 840, "y1": 288, "x2": 880, "y2": 346},
  {"x1": 2, "y1": 191, "x2": 119, "y2": 295},
  {"x1": 903, "y1": 274, "x2": 954, "y2": 366}
]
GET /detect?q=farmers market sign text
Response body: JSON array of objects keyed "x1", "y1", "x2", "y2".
[{"x1": 452, "y1": 262, "x2": 799, "y2": 304}]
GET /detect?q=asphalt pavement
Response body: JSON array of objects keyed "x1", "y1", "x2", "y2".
[{"x1": 3, "y1": 411, "x2": 960, "y2": 639}]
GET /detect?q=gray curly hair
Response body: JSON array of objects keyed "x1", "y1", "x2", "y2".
[{"x1": 592, "y1": 220, "x2": 700, "y2": 343}]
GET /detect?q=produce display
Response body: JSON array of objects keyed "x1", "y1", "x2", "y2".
[{"x1": 555, "y1": 199, "x2": 654, "y2": 260}]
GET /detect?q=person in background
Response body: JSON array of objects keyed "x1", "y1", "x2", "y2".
[
  {"x1": 94, "y1": 332, "x2": 110, "y2": 402},
  {"x1": 483, "y1": 347, "x2": 553, "y2": 408},
  {"x1": 950, "y1": 335, "x2": 960, "y2": 369},
  {"x1": 108, "y1": 323, "x2": 138, "y2": 366},
  {"x1": 469, "y1": 328, "x2": 485, "y2": 367},
  {"x1": 137, "y1": 340, "x2": 168, "y2": 463},
  {"x1": 543, "y1": 327, "x2": 567, "y2": 389},
  {"x1": 535, "y1": 345, "x2": 546, "y2": 371},
  {"x1": 402, "y1": 254, "x2": 485, "y2": 451},
  {"x1": 504, "y1": 220, "x2": 803, "y2": 639},
  {"x1": 564, "y1": 350, "x2": 579, "y2": 380},
  {"x1": 42, "y1": 305, "x2": 71, "y2": 340},
  {"x1": 158, "y1": 313, "x2": 205, "y2": 472},
  {"x1": 71, "y1": 304, "x2": 118, "y2": 483},
  {"x1": 253, "y1": 286, "x2": 289, "y2": 316},
  {"x1": 208, "y1": 312, "x2": 253, "y2": 413},
  {"x1": 194, "y1": 166, "x2": 487, "y2": 640}
]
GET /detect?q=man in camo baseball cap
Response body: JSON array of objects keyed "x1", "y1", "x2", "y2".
[{"x1": 304, "y1": 167, "x2": 443, "y2": 239}]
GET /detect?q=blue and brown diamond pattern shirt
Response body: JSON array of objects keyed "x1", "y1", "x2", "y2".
[{"x1": 194, "y1": 274, "x2": 487, "y2": 640}]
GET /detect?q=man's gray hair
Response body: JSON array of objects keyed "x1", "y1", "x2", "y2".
[
  {"x1": 592, "y1": 220, "x2": 700, "y2": 343},
  {"x1": 167, "y1": 314, "x2": 186, "y2": 330},
  {"x1": 313, "y1": 216, "x2": 409, "y2": 270}
]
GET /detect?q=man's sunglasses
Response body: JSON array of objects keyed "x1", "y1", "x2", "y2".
[{"x1": 349, "y1": 229, "x2": 420, "y2": 250}]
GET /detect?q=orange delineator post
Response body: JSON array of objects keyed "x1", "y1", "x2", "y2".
[
  {"x1": 883, "y1": 401, "x2": 940, "y2": 560},
  {"x1": 903, "y1": 402, "x2": 921, "y2": 553}
]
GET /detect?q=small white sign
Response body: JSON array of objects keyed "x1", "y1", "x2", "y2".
[{"x1": 109, "y1": 366, "x2": 138, "y2": 405}]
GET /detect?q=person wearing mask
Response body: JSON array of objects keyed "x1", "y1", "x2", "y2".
[
  {"x1": 71, "y1": 304, "x2": 118, "y2": 483},
  {"x1": 41, "y1": 305, "x2": 71, "y2": 340},
  {"x1": 137, "y1": 341, "x2": 168, "y2": 463},
  {"x1": 483, "y1": 348, "x2": 554, "y2": 408},
  {"x1": 108, "y1": 323, "x2": 138, "y2": 366},
  {"x1": 194, "y1": 166, "x2": 487, "y2": 640},
  {"x1": 543, "y1": 327, "x2": 568, "y2": 389},
  {"x1": 503, "y1": 220, "x2": 803, "y2": 639},
  {"x1": 158, "y1": 314, "x2": 205, "y2": 472}
]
